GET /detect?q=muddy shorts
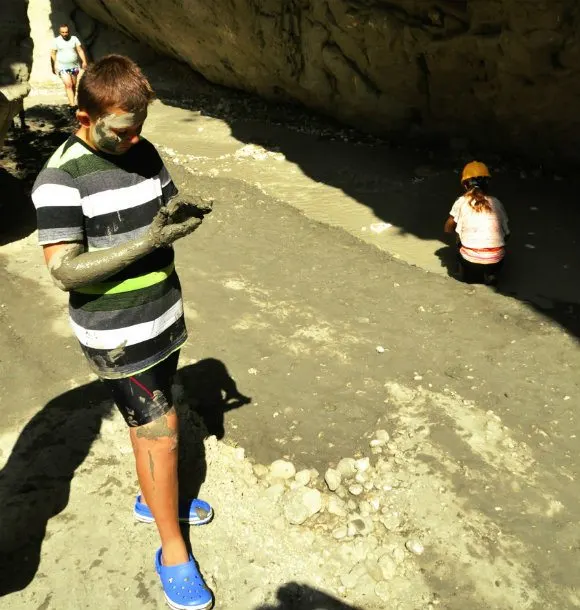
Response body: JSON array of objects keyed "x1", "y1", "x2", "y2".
[{"x1": 101, "y1": 350, "x2": 180, "y2": 427}]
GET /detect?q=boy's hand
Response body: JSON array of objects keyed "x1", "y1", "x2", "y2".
[{"x1": 148, "y1": 198, "x2": 212, "y2": 247}]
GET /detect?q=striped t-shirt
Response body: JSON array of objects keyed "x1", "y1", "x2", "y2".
[{"x1": 32, "y1": 135, "x2": 187, "y2": 379}]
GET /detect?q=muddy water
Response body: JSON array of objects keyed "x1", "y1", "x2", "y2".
[{"x1": 145, "y1": 98, "x2": 580, "y2": 319}]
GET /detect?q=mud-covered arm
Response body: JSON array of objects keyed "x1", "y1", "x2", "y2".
[{"x1": 43, "y1": 198, "x2": 212, "y2": 292}]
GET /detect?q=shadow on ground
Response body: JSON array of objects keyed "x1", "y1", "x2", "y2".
[
  {"x1": 256, "y1": 583, "x2": 362, "y2": 610},
  {"x1": 0, "y1": 380, "x2": 113, "y2": 596},
  {"x1": 175, "y1": 359, "x2": 251, "y2": 501},
  {"x1": 0, "y1": 358, "x2": 247, "y2": 597},
  {"x1": 154, "y1": 78, "x2": 580, "y2": 340},
  {"x1": 0, "y1": 104, "x2": 73, "y2": 246}
]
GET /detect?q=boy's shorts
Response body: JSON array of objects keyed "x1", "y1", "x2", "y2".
[{"x1": 101, "y1": 350, "x2": 180, "y2": 427}]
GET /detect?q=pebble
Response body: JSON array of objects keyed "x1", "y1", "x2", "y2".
[
  {"x1": 348, "y1": 516, "x2": 374, "y2": 537},
  {"x1": 378, "y1": 554, "x2": 397, "y2": 580},
  {"x1": 348, "y1": 484, "x2": 364, "y2": 496},
  {"x1": 327, "y1": 496, "x2": 348, "y2": 517},
  {"x1": 375, "y1": 581, "x2": 391, "y2": 601},
  {"x1": 405, "y1": 540, "x2": 425, "y2": 555},
  {"x1": 283, "y1": 488, "x2": 322, "y2": 525},
  {"x1": 233, "y1": 447, "x2": 245, "y2": 461},
  {"x1": 354, "y1": 471, "x2": 368, "y2": 484},
  {"x1": 336, "y1": 457, "x2": 357, "y2": 477},
  {"x1": 270, "y1": 459, "x2": 296, "y2": 480},
  {"x1": 355, "y1": 457, "x2": 370, "y2": 472},
  {"x1": 294, "y1": 469, "x2": 312, "y2": 487},
  {"x1": 324, "y1": 468, "x2": 342, "y2": 491},
  {"x1": 332, "y1": 526, "x2": 348, "y2": 540},
  {"x1": 392, "y1": 547, "x2": 406, "y2": 564},
  {"x1": 375, "y1": 430, "x2": 390, "y2": 443},
  {"x1": 376, "y1": 345, "x2": 385, "y2": 353}
]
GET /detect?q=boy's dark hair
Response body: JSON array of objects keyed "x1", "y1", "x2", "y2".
[{"x1": 77, "y1": 54, "x2": 155, "y2": 119}]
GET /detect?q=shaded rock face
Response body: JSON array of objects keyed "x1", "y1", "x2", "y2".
[
  {"x1": 0, "y1": 0, "x2": 33, "y2": 147},
  {"x1": 74, "y1": 0, "x2": 580, "y2": 163}
]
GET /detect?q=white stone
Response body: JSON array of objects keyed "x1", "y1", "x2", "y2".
[
  {"x1": 263, "y1": 483, "x2": 285, "y2": 500},
  {"x1": 348, "y1": 515, "x2": 373, "y2": 537},
  {"x1": 283, "y1": 488, "x2": 322, "y2": 525},
  {"x1": 354, "y1": 472, "x2": 368, "y2": 484},
  {"x1": 377, "y1": 554, "x2": 397, "y2": 580},
  {"x1": 405, "y1": 540, "x2": 424, "y2": 555},
  {"x1": 355, "y1": 457, "x2": 370, "y2": 472},
  {"x1": 252, "y1": 463, "x2": 269, "y2": 478},
  {"x1": 336, "y1": 458, "x2": 357, "y2": 477},
  {"x1": 233, "y1": 447, "x2": 245, "y2": 461},
  {"x1": 380, "y1": 513, "x2": 401, "y2": 531},
  {"x1": 392, "y1": 547, "x2": 406, "y2": 565},
  {"x1": 375, "y1": 429, "x2": 390, "y2": 443},
  {"x1": 375, "y1": 581, "x2": 391, "y2": 601},
  {"x1": 332, "y1": 526, "x2": 348, "y2": 540},
  {"x1": 270, "y1": 459, "x2": 296, "y2": 480},
  {"x1": 327, "y1": 496, "x2": 347, "y2": 517},
  {"x1": 294, "y1": 469, "x2": 311, "y2": 487},
  {"x1": 348, "y1": 484, "x2": 364, "y2": 496},
  {"x1": 324, "y1": 468, "x2": 342, "y2": 491}
]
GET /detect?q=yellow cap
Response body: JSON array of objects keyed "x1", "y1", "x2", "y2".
[{"x1": 461, "y1": 161, "x2": 491, "y2": 183}]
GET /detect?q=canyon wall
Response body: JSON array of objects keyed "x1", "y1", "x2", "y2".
[{"x1": 71, "y1": 1, "x2": 580, "y2": 162}]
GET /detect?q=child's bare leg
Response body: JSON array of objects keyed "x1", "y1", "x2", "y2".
[{"x1": 130, "y1": 407, "x2": 188, "y2": 566}]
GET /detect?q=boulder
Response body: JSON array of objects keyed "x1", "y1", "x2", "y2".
[{"x1": 0, "y1": 0, "x2": 32, "y2": 148}]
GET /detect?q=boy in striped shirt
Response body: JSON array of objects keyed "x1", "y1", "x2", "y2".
[{"x1": 32, "y1": 55, "x2": 214, "y2": 609}]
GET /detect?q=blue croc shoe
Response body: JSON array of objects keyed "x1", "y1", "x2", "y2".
[
  {"x1": 134, "y1": 495, "x2": 213, "y2": 525},
  {"x1": 155, "y1": 548, "x2": 213, "y2": 610}
]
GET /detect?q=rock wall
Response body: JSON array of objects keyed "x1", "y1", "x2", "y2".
[
  {"x1": 72, "y1": 0, "x2": 580, "y2": 163},
  {"x1": 0, "y1": 0, "x2": 33, "y2": 148}
]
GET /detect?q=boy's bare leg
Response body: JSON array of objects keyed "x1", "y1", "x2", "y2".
[{"x1": 130, "y1": 407, "x2": 189, "y2": 566}]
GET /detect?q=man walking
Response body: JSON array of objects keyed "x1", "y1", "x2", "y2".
[{"x1": 50, "y1": 23, "x2": 87, "y2": 108}]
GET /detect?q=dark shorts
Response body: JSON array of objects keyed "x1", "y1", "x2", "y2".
[
  {"x1": 101, "y1": 350, "x2": 180, "y2": 427},
  {"x1": 457, "y1": 250, "x2": 504, "y2": 285}
]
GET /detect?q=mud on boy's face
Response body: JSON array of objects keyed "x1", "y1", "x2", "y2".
[{"x1": 91, "y1": 108, "x2": 147, "y2": 155}]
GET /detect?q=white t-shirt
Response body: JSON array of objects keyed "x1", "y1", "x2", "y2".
[
  {"x1": 52, "y1": 35, "x2": 81, "y2": 70},
  {"x1": 450, "y1": 194, "x2": 509, "y2": 248},
  {"x1": 450, "y1": 194, "x2": 509, "y2": 263}
]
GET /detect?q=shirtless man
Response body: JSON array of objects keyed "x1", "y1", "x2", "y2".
[{"x1": 50, "y1": 23, "x2": 88, "y2": 108}]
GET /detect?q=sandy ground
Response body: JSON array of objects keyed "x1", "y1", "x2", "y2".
[{"x1": 0, "y1": 86, "x2": 579, "y2": 610}]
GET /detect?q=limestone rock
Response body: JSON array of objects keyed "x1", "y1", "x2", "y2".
[
  {"x1": 0, "y1": 0, "x2": 32, "y2": 148},
  {"x1": 74, "y1": 0, "x2": 580, "y2": 164},
  {"x1": 336, "y1": 457, "x2": 357, "y2": 478},
  {"x1": 269, "y1": 459, "x2": 296, "y2": 480},
  {"x1": 294, "y1": 469, "x2": 312, "y2": 487},
  {"x1": 283, "y1": 488, "x2": 322, "y2": 525},
  {"x1": 324, "y1": 468, "x2": 342, "y2": 491}
]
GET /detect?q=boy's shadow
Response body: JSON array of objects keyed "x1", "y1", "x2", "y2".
[
  {"x1": 0, "y1": 381, "x2": 114, "y2": 596},
  {"x1": 173, "y1": 359, "x2": 252, "y2": 503},
  {"x1": 0, "y1": 359, "x2": 250, "y2": 597},
  {"x1": 256, "y1": 582, "x2": 362, "y2": 610}
]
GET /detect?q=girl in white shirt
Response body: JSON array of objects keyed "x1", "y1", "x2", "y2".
[{"x1": 444, "y1": 161, "x2": 510, "y2": 285}]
